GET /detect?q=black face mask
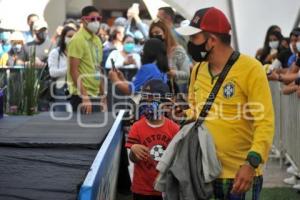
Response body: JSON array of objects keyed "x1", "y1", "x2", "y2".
[
  {"x1": 36, "y1": 31, "x2": 47, "y2": 43},
  {"x1": 151, "y1": 34, "x2": 164, "y2": 42},
  {"x1": 187, "y1": 40, "x2": 211, "y2": 62}
]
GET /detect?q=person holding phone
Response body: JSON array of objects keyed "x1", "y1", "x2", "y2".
[
  {"x1": 105, "y1": 34, "x2": 141, "y2": 71},
  {"x1": 109, "y1": 38, "x2": 168, "y2": 95}
]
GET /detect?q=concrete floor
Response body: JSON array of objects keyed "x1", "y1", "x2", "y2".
[{"x1": 263, "y1": 158, "x2": 294, "y2": 188}]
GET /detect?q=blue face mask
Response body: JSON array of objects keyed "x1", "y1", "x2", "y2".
[
  {"x1": 123, "y1": 43, "x2": 135, "y2": 53},
  {"x1": 2, "y1": 43, "x2": 11, "y2": 53},
  {"x1": 139, "y1": 100, "x2": 162, "y2": 121}
]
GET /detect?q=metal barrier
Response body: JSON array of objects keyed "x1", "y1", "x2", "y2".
[
  {"x1": 78, "y1": 110, "x2": 125, "y2": 200},
  {"x1": 269, "y1": 82, "x2": 300, "y2": 169}
]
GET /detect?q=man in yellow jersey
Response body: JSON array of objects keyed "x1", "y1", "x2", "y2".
[
  {"x1": 67, "y1": 6, "x2": 106, "y2": 114},
  {"x1": 176, "y1": 7, "x2": 274, "y2": 199}
]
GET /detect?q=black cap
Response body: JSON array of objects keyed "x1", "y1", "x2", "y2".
[
  {"x1": 142, "y1": 79, "x2": 170, "y2": 97},
  {"x1": 176, "y1": 7, "x2": 231, "y2": 36}
]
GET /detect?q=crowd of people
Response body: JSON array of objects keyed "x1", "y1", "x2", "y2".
[
  {"x1": 256, "y1": 25, "x2": 300, "y2": 191},
  {"x1": 257, "y1": 25, "x2": 300, "y2": 97},
  {"x1": 0, "y1": 4, "x2": 193, "y2": 113},
  {"x1": 0, "y1": 3, "x2": 299, "y2": 200}
]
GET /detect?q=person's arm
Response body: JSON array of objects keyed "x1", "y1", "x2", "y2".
[
  {"x1": 248, "y1": 65, "x2": 274, "y2": 160},
  {"x1": 134, "y1": 18, "x2": 149, "y2": 39},
  {"x1": 125, "y1": 123, "x2": 149, "y2": 163},
  {"x1": 129, "y1": 150, "x2": 139, "y2": 163},
  {"x1": 282, "y1": 82, "x2": 299, "y2": 95},
  {"x1": 130, "y1": 144, "x2": 150, "y2": 163},
  {"x1": 116, "y1": 81, "x2": 131, "y2": 95},
  {"x1": 281, "y1": 72, "x2": 299, "y2": 85},
  {"x1": 280, "y1": 57, "x2": 300, "y2": 84},
  {"x1": 171, "y1": 47, "x2": 191, "y2": 80},
  {"x1": 232, "y1": 62, "x2": 274, "y2": 194},
  {"x1": 271, "y1": 69, "x2": 299, "y2": 85},
  {"x1": 109, "y1": 69, "x2": 131, "y2": 95},
  {"x1": 129, "y1": 4, "x2": 149, "y2": 39},
  {"x1": 48, "y1": 49, "x2": 67, "y2": 78},
  {"x1": 125, "y1": 18, "x2": 132, "y2": 35},
  {"x1": 69, "y1": 57, "x2": 89, "y2": 95}
]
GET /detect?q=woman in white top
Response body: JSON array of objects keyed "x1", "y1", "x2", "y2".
[
  {"x1": 48, "y1": 26, "x2": 76, "y2": 111},
  {"x1": 105, "y1": 34, "x2": 141, "y2": 71}
]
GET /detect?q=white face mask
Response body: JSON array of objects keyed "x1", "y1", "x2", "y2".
[
  {"x1": 13, "y1": 44, "x2": 22, "y2": 52},
  {"x1": 269, "y1": 41, "x2": 279, "y2": 49},
  {"x1": 87, "y1": 21, "x2": 100, "y2": 34},
  {"x1": 296, "y1": 41, "x2": 300, "y2": 52},
  {"x1": 65, "y1": 37, "x2": 72, "y2": 45}
]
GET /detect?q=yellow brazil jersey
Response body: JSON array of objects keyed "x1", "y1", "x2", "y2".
[
  {"x1": 186, "y1": 54, "x2": 274, "y2": 178},
  {"x1": 67, "y1": 27, "x2": 103, "y2": 97}
]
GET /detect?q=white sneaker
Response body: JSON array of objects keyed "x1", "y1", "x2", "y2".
[
  {"x1": 269, "y1": 147, "x2": 280, "y2": 158},
  {"x1": 287, "y1": 166, "x2": 298, "y2": 175},
  {"x1": 292, "y1": 183, "x2": 300, "y2": 190},
  {"x1": 283, "y1": 176, "x2": 297, "y2": 185}
]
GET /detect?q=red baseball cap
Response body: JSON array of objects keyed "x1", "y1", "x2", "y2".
[{"x1": 176, "y1": 7, "x2": 231, "y2": 35}]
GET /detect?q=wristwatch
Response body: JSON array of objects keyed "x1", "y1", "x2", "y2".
[{"x1": 246, "y1": 152, "x2": 262, "y2": 169}]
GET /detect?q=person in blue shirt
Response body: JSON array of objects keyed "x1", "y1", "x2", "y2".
[
  {"x1": 109, "y1": 38, "x2": 169, "y2": 95},
  {"x1": 287, "y1": 28, "x2": 300, "y2": 67},
  {"x1": 268, "y1": 28, "x2": 299, "y2": 72},
  {"x1": 23, "y1": 14, "x2": 39, "y2": 43}
]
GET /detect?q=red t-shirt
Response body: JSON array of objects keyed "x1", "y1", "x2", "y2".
[{"x1": 125, "y1": 117, "x2": 179, "y2": 196}]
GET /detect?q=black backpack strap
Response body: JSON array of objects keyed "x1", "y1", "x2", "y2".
[{"x1": 194, "y1": 51, "x2": 240, "y2": 128}]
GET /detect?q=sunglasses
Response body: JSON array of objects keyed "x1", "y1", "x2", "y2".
[{"x1": 82, "y1": 16, "x2": 102, "y2": 22}]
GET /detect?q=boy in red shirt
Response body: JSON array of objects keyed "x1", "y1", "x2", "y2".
[{"x1": 125, "y1": 79, "x2": 179, "y2": 200}]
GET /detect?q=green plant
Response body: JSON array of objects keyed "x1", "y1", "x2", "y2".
[
  {"x1": 3, "y1": 45, "x2": 49, "y2": 116},
  {"x1": 8, "y1": 72, "x2": 23, "y2": 114},
  {"x1": 22, "y1": 45, "x2": 40, "y2": 115}
]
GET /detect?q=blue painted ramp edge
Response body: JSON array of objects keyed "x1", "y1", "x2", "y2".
[{"x1": 78, "y1": 110, "x2": 125, "y2": 200}]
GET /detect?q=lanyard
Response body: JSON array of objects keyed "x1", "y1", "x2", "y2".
[{"x1": 87, "y1": 39, "x2": 99, "y2": 70}]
